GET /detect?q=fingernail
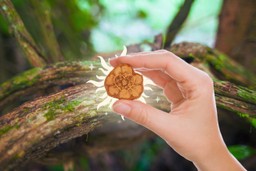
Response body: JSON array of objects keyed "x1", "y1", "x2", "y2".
[{"x1": 112, "y1": 102, "x2": 131, "y2": 115}]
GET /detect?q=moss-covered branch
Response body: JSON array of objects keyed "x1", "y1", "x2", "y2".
[
  {"x1": 0, "y1": 61, "x2": 101, "y2": 113},
  {"x1": 0, "y1": 42, "x2": 256, "y2": 170},
  {"x1": 0, "y1": 0, "x2": 46, "y2": 67},
  {"x1": 0, "y1": 72, "x2": 255, "y2": 170},
  {"x1": 0, "y1": 84, "x2": 106, "y2": 170},
  {"x1": 0, "y1": 83, "x2": 167, "y2": 170},
  {"x1": 170, "y1": 42, "x2": 256, "y2": 88}
]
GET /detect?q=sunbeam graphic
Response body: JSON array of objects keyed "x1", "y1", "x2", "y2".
[{"x1": 87, "y1": 46, "x2": 156, "y2": 120}]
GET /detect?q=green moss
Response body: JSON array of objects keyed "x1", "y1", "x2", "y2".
[
  {"x1": 0, "y1": 125, "x2": 13, "y2": 136},
  {"x1": 237, "y1": 87, "x2": 256, "y2": 104},
  {"x1": 206, "y1": 54, "x2": 226, "y2": 71},
  {"x1": 207, "y1": 51, "x2": 256, "y2": 86},
  {"x1": 0, "y1": 67, "x2": 42, "y2": 99},
  {"x1": 43, "y1": 97, "x2": 64, "y2": 121},
  {"x1": 43, "y1": 97, "x2": 83, "y2": 121},
  {"x1": 0, "y1": 124, "x2": 19, "y2": 137},
  {"x1": 250, "y1": 118, "x2": 256, "y2": 128},
  {"x1": 238, "y1": 112, "x2": 256, "y2": 128},
  {"x1": 44, "y1": 109, "x2": 56, "y2": 121},
  {"x1": 238, "y1": 113, "x2": 250, "y2": 118},
  {"x1": 64, "y1": 100, "x2": 82, "y2": 112},
  {"x1": 228, "y1": 145, "x2": 256, "y2": 160}
]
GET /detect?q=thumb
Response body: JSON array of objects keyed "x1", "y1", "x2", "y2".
[{"x1": 112, "y1": 100, "x2": 167, "y2": 131}]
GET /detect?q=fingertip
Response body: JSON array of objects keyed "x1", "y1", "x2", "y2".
[
  {"x1": 109, "y1": 58, "x2": 118, "y2": 67},
  {"x1": 112, "y1": 100, "x2": 132, "y2": 115},
  {"x1": 110, "y1": 56, "x2": 130, "y2": 67}
]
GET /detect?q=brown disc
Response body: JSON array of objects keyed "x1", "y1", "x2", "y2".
[{"x1": 104, "y1": 64, "x2": 144, "y2": 100}]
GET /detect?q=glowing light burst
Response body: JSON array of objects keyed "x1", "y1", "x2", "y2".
[{"x1": 87, "y1": 46, "x2": 156, "y2": 119}]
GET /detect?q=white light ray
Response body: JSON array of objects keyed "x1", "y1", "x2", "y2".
[
  {"x1": 99, "y1": 68, "x2": 109, "y2": 75},
  {"x1": 109, "y1": 98, "x2": 117, "y2": 108},
  {"x1": 97, "y1": 96, "x2": 112, "y2": 110},
  {"x1": 87, "y1": 80, "x2": 104, "y2": 87},
  {"x1": 100, "y1": 92, "x2": 108, "y2": 99},
  {"x1": 98, "y1": 56, "x2": 112, "y2": 70},
  {"x1": 120, "y1": 46, "x2": 127, "y2": 56},
  {"x1": 144, "y1": 86, "x2": 153, "y2": 91},
  {"x1": 96, "y1": 75, "x2": 106, "y2": 80},
  {"x1": 87, "y1": 46, "x2": 158, "y2": 113},
  {"x1": 138, "y1": 96, "x2": 146, "y2": 104},
  {"x1": 144, "y1": 77, "x2": 155, "y2": 85},
  {"x1": 96, "y1": 87, "x2": 105, "y2": 93},
  {"x1": 142, "y1": 93, "x2": 149, "y2": 98}
]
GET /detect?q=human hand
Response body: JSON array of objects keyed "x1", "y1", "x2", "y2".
[{"x1": 110, "y1": 50, "x2": 246, "y2": 171}]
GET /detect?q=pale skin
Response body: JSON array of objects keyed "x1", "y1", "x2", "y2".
[{"x1": 110, "y1": 50, "x2": 246, "y2": 171}]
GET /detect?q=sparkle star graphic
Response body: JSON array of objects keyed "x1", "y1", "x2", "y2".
[
  {"x1": 89, "y1": 64, "x2": 94, "y2": 70},
  {"x1": 155, "y1": 96, "x2": 160, "y2": 103},
  {"x1": 87, "y1": 46, "x2": 157, "y2": 122}
]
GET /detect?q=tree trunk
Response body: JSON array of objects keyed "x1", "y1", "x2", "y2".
[{"x1": 215, "y1": 0, "x2": 256, "y2": 74}]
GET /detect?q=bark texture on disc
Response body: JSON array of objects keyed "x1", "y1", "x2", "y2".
[{"x1": 105, "y1": 64, "x2": 143, "y2": 100}]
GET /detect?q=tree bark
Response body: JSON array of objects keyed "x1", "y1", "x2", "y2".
[
  {"x1": 164, "y1": 0, "x2": 195, "y2": 48},
  {"x1": 29, "y1": 0, "x2": 64, "y2": 63},
  {"x1": 0, "y1": 42, "x2": 255, "y2": 170},
  {"x1": 170, "y1": 42, "x2": 256, "y2": 88},
  {"x1": 0, "y1": 0, "x2": 46, "y2": 67},
  {"x1": 215, "y1": 0, "x2": 256, "y2": 74}
]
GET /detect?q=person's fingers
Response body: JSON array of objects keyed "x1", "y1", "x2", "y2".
[
  {"x1": 139, "y1": 70, "x2": 184, "y2": 103},
  {"x1": 126, "y1": 50, "x2": 167, "y2": 57},
  {"x1": 139, "y1": 70, "x2": 171, "y2": 88},
  {"x1": 110, "y1": 50, "x2": 203, "y2": 93},
  {"x1": 163, "y1": 81, "x2": 184, "y2": 104},
  {"x1": 112, "y1": 100, "x2": 169, "y2": 135}
]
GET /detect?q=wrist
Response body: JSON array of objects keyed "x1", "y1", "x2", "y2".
[{"x1": 193, "y1": 144, "x2": 246, "y2": 171}]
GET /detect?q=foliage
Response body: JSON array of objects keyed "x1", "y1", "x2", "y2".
[{"x1": 228, "y1": 145, "x2": 256, "y2": 160}]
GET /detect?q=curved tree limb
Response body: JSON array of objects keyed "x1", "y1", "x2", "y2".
[
  {"x1": 0, "y1": 83, "x2": 168, "y2": 170},
  {"x1": 0, "y1": 59, "x2": 255, "y2": 117},
  {"x1": 0, "y1": 77, "x2": 255, "y2": 170},
  {"x1": 0, "y1": 0, "x2": 46, "y2": 67},
  {"x1": 0, "y1": 42, "x2": 255, "y2": 170},
  {"x1": 170, "y1": 42, "x2": 256, "y2": 88},
  {"x1": 0, "y1": 61, "x2": 101, "y2": 113}
]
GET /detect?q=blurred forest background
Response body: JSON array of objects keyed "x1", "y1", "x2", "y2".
[{"x1": 0, "y1": 0, "x2": 256, "y2": 171}]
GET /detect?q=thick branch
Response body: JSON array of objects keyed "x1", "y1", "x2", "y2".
[
  {"x1": 164, "y1": 0, "x2": 194, "y2": 48},
  {"x1": 0, "y1": 61, "x2": 101, "y2": 113},
  {"x1": 0, "y1": 42, "x2": 256, "y2": 170},
  {"x1": 170, "y1": 42, "x2": 256, "y2": 88},
  {"x1": 0, "y1": 0, "x2": 46, "y2": 67},
  {"x1": 29, "y1": 0, "x2": 64, "y2": 63},
  {"x1": 0, "y1": 79, "x2": 255, "y2": 170},
  {"x1": 0, "y1": 84, "x2": 168, "y2": 170},
  {"x1": 0, "y1": 42, "x2": 255, "y2": 116}
]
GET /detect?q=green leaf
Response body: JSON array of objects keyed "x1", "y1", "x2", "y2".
[{"x1": 228, "y1": 145, "x2": 256, "y2": 160}]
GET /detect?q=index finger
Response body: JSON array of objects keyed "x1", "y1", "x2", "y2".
[{"x1": 110, "y1": 50, "x2": 202, "y2": 88}]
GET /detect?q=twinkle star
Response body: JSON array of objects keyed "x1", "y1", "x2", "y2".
[
  {"x1": 89, "y1": 64, "x2": 95, "y2": 70},
  {"x1": 155, "y1": 96, "x2": 160, "y2": 103}
]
